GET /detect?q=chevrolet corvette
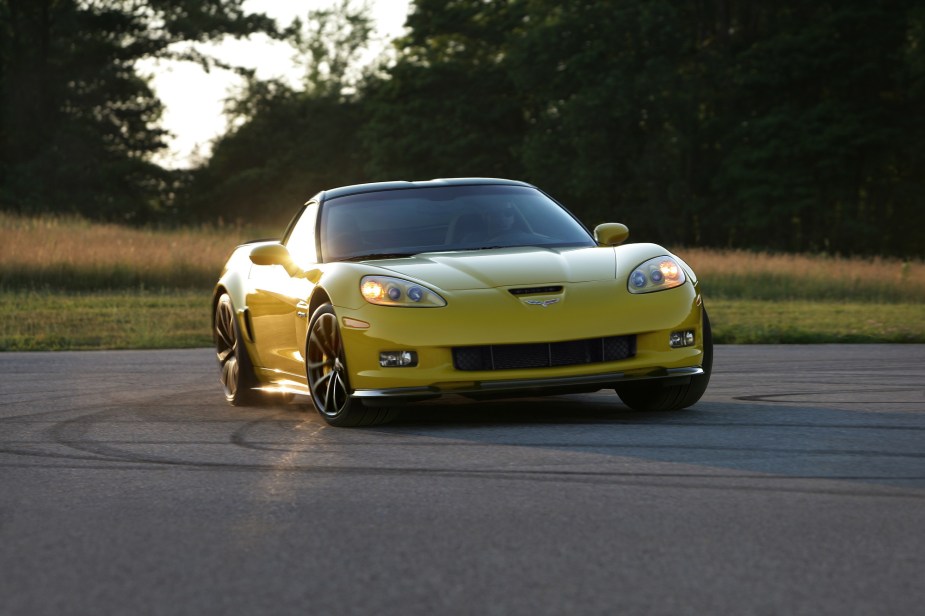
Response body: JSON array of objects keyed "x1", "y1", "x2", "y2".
[{"x1": 213, "y1": 178, "x2": 712, "y2": 426}]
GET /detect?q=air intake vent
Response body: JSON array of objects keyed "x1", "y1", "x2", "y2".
[
  {"x1": 453, "y1": 335, "x2": 636, "y2": 371},
  {"x1": 508, "y1": 285, "x2": 564, "y2": 296}
]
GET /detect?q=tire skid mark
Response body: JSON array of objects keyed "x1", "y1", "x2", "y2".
[
  {"x1": 47, "y1": 407, "x2": 148, "y2": 464},
  {"x1": 735, "y1": 387, "x2": 925, "y2": 403},
  {"x1": 1, "y1": 456, "x2": 923, "y2": 499},
  {"x1": 0, "y1": 375, "x2": 196, "y2": 409},
  {"x1": 229, "y1": 409, "x2": 311, "y2": 453},
  {"x1": 10, "y1": 414, "x2": 725, "y2": 425},
  {"x1": 211, "y1": 441, "x2": 925, "y2": 459},
  {"x1": 0, "y1": 382, "x2": 209, "y2": 421},
  {"x1": 11, "y1": 404, "x2": 919, "y2": 469},
  {"x1": 39, "y1": 389, "x2": 302, "y2": 467},
  {"x1": 3, "y1": 353, "x2": 922, "y2": 497},
  {"x1": 5, "y1": 437, "x2": 923, "y2": 460},
  {"x1": 308, "y1": 440, "x2": 925, "y2": 459},
  {"x1": 38, "y1": 384, "x2": 230, "y2": 465},
  {"x1": 8, "y1": 406, "x2": 922, "y2": 494},
  {"x1": 8, "y1": 404, "x2": 925, "y2": 497}
]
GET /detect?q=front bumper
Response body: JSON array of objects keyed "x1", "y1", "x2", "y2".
[
  {"x1": 353, "y1": 366, "x2": 704, "y2": 404},
  {"x1": 332, "y1": 281, "x2": 706, "y2": 396}
]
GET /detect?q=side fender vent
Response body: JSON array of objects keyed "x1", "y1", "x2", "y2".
[{"x1": 240, "y1": 308, "x2": 256, "y2": 342}]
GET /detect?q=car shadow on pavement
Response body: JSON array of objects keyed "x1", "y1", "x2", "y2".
[{"x1": 361, "y1": 393, "x2": 925, "y2": 492}]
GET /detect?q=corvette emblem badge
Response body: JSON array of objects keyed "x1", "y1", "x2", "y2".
[{"x1": 524, "y1": 298, "x2": 560, "y2": 308}]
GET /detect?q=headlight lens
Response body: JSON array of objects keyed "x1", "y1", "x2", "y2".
[
  {"x1": 360, "y1": 276, "x2": 447, "y2": 307},
  {"x1": 628, "y1": 256, "x2": 687, "y2": 294}
]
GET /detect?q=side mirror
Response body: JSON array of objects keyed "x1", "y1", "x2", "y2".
[
  {"x1": 249, "y1": 243, "x2": 321, "y2": 282},
  {"x1": 249, "y1": 243, "x2": 292, "y2": 267},
  {"x1": 594, "y1": 223, "x2": 629, "y2": 246}
]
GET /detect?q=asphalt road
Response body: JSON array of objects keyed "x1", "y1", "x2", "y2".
[{"x1": 1, "y1": 345, "x2": 923, "y2": 615}]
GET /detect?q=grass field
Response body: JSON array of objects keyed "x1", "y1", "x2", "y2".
[
  {"x1": 2, "y1": 213, "x2": 923, "y2": 350},
  {"x1": 0, "y1": 290, "x2": 210, "y2": 351},
  {"x1": 0, "y1": 212, "x2": 273, "y2": 290}
]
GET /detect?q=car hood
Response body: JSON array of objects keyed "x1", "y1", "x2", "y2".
[{"x1": 372, "y1": 246, "x2": 617, "y2": 291}]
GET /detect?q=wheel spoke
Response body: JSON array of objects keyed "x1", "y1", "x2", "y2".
[
  {"x1": 221, "y1": 357, "x2": 238, "y2": 395},
  {"x1": 332, "y1": 371, "x2": 347, "y2": 410},
  {"x1": 306, "y1": 357, "x2": 333, "y2": 370},
  {"x1": 217, "y1": 347, "x2": 234, "y2": 364},
  {"x1": 215, "y1": 303, "x2": 237, "y2": 361},
  {"x1": 215, "y1": 324, "x2": 234, "y2": 350},
  {"x1": 314, "y1": 317, "x2": 337, "y2": 357},
  {"x1": 312, "y1": 370, "x2": 334, "y2": 400},
  {"x1": 323, "y1": 369, "x2": 337, "y2": 411},
  {"x1": 323, "y1": 314, "x2": 337, "y2": 342}
]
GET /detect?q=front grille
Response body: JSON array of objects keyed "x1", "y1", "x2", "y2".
[{"x1": 453, "y1": 335, "x2": 636, "y2": 371}]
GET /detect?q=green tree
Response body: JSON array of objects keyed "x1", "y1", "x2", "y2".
[
  {"x1": 711, "y1": 1, "x2": 925, "y2": 255},
  {"x1": 508, "y1": 0, "x2": 700, "y2": 242},
  {"x1": 0, "y1": 0, "x2": 275, "y2": 221},
  {"x1": 169, "y1": 0, "x2": 925, "y2": 257},
  {"x1": 183, "y1": 85, "x2": 370, "y2": 225},
  {"x1": 360, "y1": 0, "x2": 525, "y2": 181},
  {"x1": 182, "y1": 1, "x2": 374, "y2": 225}
]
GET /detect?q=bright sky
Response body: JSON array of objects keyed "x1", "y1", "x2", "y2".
[{"x1": 140, "y1": 0, "x2": 410, "y2": 169}]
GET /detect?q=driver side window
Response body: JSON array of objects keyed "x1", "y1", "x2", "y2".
[{"x1": 286, "y1": 202, "x2": 319, "y2": 270}]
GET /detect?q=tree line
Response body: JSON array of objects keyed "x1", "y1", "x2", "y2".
[{"x1": 2, "y1": 0, "x2": 924, "y2": 257}]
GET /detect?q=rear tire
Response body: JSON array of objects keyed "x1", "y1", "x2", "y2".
[
  {"x1": 616, "y1": 309, "x2": 713, "y2": 411},
  {"x1": 214, "y1": 293, "x2": 260, "y2": 406},
  {"x1": 306, "y1": 304, "x2": 397, "y2": 427}
]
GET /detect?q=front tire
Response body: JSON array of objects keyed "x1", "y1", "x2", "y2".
[
  {"x1": 306, "y1": 304, "x2": 396, "y2": 427},
  {"x1": 616, "y1": 309, "x2": 713, "y2": 411},
  {"x1": 214, "y1": 293, "x2": 260, "y2": 406}
]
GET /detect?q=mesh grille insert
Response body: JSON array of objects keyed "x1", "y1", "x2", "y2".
[{"x1": 452, "y1": 335, "x2": 636, "y2": 371}]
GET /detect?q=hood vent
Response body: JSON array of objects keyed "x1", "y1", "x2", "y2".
[{"x1": 508, "y1": 285, "x2": 563, "y2": 296}]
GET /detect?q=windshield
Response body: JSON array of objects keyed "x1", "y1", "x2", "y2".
[{"x1": 319, "y1": 184, "x2": 595, "y2": 262}]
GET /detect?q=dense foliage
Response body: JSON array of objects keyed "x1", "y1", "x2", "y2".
[
  {"x1": 357, "y1": 0, "x2": 925, "y2": 256},
  {"x1": 0, "y1": 0, "x2": 274, "y2": 221},
  {"x1": 2, "y1": 0, "x2": 924, "y2": 256}
]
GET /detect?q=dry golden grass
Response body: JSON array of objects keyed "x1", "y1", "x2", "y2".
[
  {"x1": 1, "y1": 213, "x2": 923, "y2": 349},
  {"x1": 677, "y1": 247, "x2": 925, "y2": 302},
  {"x1": 1, "y1": 212, "x2": 922, "y2": 302},
  {"x1": 0, "y1": 212, "x2": 279, "y2": 290}
]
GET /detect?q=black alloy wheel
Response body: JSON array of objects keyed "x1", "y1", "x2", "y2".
[
  {"x1": 214, "y1": 293, "x2": 258, "y2": 405},
  {"x1": 306, "y1": 303, "x2": 396, "y2": 427}
]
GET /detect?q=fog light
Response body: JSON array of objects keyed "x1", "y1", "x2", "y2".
[
  {"x1": 669, "y1": 330, "x2": 695, "y2": 348},
  {"x1": 379, "y1": 350, "x2": 418, "y2": 367}
]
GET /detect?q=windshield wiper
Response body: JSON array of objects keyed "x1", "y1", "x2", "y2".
[
  {"x1": 455, "y1": 244, "x2": 547, "y2": 253},
  {"x1": 337, "y1": 252, "x2": 420, "y2": 262},
  {"x1": 452, "y1": 245, "x2": 509, "y2": 252}
]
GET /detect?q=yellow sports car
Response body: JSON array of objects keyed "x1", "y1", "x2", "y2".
[{"x1": 213, "y1": 178, "x2": 711, "y2": 426}]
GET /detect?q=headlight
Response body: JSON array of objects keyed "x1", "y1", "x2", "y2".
[
  {"x1": 360, "y1": 276, "x2": 447, "y2": 307},
  {"x1": 628, "y1": 256, "x2": 687, "y2": 294}
]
